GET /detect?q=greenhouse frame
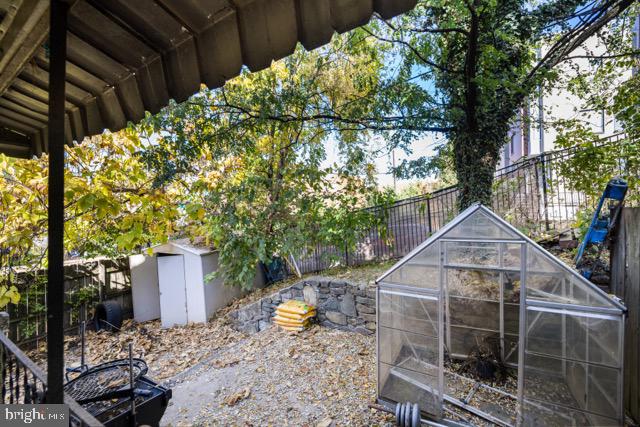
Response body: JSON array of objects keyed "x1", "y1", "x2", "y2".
[{"x1": 375, "y1": 204, "x2": 626, "y2": 426}]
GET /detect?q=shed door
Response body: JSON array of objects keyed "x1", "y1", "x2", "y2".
[
  {"x1": 130, "y1": 254, "x2": 160, "y2": 322},
  {"x1": 157, "y1": 254, "x2": 187, "y2": 328}
]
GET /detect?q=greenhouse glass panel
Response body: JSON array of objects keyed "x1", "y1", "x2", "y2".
[
  {"x1": 375, "y1": 204, "x2": 626, "y2": 426},
  {"x1": 384, "y1": 243, "x2": 439, "y2": 289},
  {"x1": 442, "y1": 209, "x2": 520, "y2": 240},
  {"x1": 377, "y1": 288, "x2": 443, "y2": 418},
  {"x1": 379, "y1": 290, "x2": 439, "y2": 337},
  {"x1": 526, "y1": 246, "x2": 618, "y2": 308}
]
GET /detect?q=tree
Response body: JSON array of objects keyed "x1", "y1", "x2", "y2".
[
  {"x1": 364, "y1": 0, "x2": 636, "y2": 208},
  {"x1": 139, "y1": 33, "x2": 395, "y2": 289},
  {"x1": 0, "y1": 133, "x2": 180, "y2": 302}
]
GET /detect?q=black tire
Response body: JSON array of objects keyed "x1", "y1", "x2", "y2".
[{"x1": 94, "y1": 301, "x2": 123, "y2": 332}]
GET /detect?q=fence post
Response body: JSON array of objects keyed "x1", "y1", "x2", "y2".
[
  {"x1": 0, "y1": 311, "x2": 9, "y2": 336},
  {"x1": 344, "y1": 242, "x2": 349, "y2": 267},
  {"x1": 540, "y1": 156, "x2": 550, "y2": 231},
  {"x1": 426, "y1": 197, "x2": 433, "y2": 235},
  {"x1": 98, "y1": 260, "x2": 106, "y2": 301}
]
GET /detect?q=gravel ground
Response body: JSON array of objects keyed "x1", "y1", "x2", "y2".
[
  {"x1": 26, "y1": 261, "x2": 510, "y2": 426},
  {"x1": 161, "y1": 324, "x2": 395, "y2": 426}
]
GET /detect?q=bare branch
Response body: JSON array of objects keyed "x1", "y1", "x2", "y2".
[
  {"x1": 560, "y1": 50, "x2": 640, "y2": 62},
  {"x1": 361, "y1": 28, "x2": 460, "y2": 74}
]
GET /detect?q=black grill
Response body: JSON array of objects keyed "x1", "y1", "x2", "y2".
[{"x1": 65, "y1": 359, "x2": 171, "y2": 427}]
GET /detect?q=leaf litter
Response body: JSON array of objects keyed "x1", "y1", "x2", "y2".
[{"x1": 23, "y1": 262, "x2": 493, "y2": 425}]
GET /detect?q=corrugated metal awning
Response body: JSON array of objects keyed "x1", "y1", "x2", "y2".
[{"x1": 0, "y1": 0, "x2": 416, "y2": 158}]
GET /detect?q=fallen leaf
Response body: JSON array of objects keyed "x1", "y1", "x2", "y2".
[
  {"x1": 223, "y1": 388, "x2": 251, "y2": 406},
  {"x1": 316, "y1": 417, "x2": 334, "y2": 427}
]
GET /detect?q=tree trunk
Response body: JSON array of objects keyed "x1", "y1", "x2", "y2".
[{"x1": 453, "y1": 133, "x2": 500, "y2": 209}]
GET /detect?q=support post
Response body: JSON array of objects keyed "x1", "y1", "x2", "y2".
[
  {"x1": 47, "y1": 0, "x2": 68, "y2": 404},
  {"x1": 539, "y1": 156, "x2": 550, "y2": 232},
  {"x1": 516, "y1": 243, "x2": 527, "y2": 425},
  {"x1": 426, "y1": 197, "x2": 433, "y2": 235}
]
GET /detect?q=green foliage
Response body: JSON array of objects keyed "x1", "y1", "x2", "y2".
[
  {"x1": 140, "y1": 35, "x2": 394, "y2": 289},
  {"x1": 612, "y1": 73, "x2": 640, "y2": 140},
  {"x1": 554, "y1": 125, "x2": 639, "y2": 204},
  {"x1": 573, "y1": 207, "x2": 596, "y2": 242},
  {"x1": 365, "y1": 0, "x2": 635, "y2": 208},
  {"x1": 67, "y1": 285, "x2": 97, "y2": 309},
  {"x1": 549, "y1": 3, "x2": 639, "y2": 199},
  {"x1": 393, "y1": 180, "x2": 452, "y2": 200}
]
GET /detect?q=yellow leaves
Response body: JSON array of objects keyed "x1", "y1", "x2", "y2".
[
  {"x1": 256, "y1": 135, "x2": 272, "y2": 151},
  {"x1": 0, "y1": 285, "x2": 21, "y2": 309},
  {"x1": 186, "y1": 203, "x2": 206, "y2": 221},
  {"x1": 1, "y1": 131, "x2": 184, "y2": 263}
]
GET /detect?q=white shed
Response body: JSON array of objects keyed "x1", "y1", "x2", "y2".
[{"x1": 129, "y1": 239, "x2": 266, "y2": 328}]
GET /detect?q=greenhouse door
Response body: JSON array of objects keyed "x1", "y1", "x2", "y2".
[
  {"x1": 442, "y1": 240, "x2": 523, "y2": 366},
  {"x1": 377, "y1": 286, "x2": 443, "y2": 418}
]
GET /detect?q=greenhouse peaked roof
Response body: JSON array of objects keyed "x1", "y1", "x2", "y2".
[{"x1": 376, "y1": 203, "x2": 625, "y2": 312}]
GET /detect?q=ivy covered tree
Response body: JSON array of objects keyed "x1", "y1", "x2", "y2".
[
  {"x1": 139, "y1": 33, "x2": 395, "y2": 289},
  {"x1": 365, "y1": 0, "x2": 636, "y2": 208}
]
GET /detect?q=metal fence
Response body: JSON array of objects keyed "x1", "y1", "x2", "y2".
[
  {"x1": 8, "y1": 258, "x2": 132, "y2": 347},
  {"x1": 295, "y1": 133, "x2": 633, "y2": 274}
]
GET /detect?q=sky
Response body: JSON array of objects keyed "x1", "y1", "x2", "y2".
[{"x1": 321, "y1": 132, "x2": 444, "y2": 190}]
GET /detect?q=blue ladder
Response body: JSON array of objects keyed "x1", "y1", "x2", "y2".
[{"x1": 575, "y1": 177, "x2": 628, "y2": 280}]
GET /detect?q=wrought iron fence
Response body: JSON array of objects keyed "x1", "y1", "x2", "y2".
[
  {"x1": 0, "y1": 329, "x2": 100, "y2": 425},
  {"x1": 295, "y1": 133, "x2": 634, "y2": 274}
]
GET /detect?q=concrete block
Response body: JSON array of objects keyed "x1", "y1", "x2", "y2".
[{"x1": 303, "y1": 285, "x2": 318, "y2": 306}]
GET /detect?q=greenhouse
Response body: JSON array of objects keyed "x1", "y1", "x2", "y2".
[{"x1": 375, "y1": 204, "x2": 626, "y2": 426}]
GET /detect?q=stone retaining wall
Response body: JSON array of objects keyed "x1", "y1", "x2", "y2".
[{"x1": 229, "y1": 276, "x2": 377, "y2": 335}]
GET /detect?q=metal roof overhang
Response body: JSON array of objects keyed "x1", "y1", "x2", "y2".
[{"x1": 0, "y1": 0, "x2": 416, "y2": 158}]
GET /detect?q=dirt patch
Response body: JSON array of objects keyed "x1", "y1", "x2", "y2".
[{"x1": 162, "y1": 324, "x2": 395, "y2": 426}]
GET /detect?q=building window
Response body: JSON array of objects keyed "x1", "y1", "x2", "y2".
[{"x1": 504, "y1": 142, "x2": 510, "y2": 167}]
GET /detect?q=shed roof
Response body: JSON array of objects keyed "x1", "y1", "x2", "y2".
[
  {"x1": 152, "y1": 238, "x2": 215, "y2": 256},
  {"x1": 0, "y1": 0, "x2": 416, "y2": 158}
]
